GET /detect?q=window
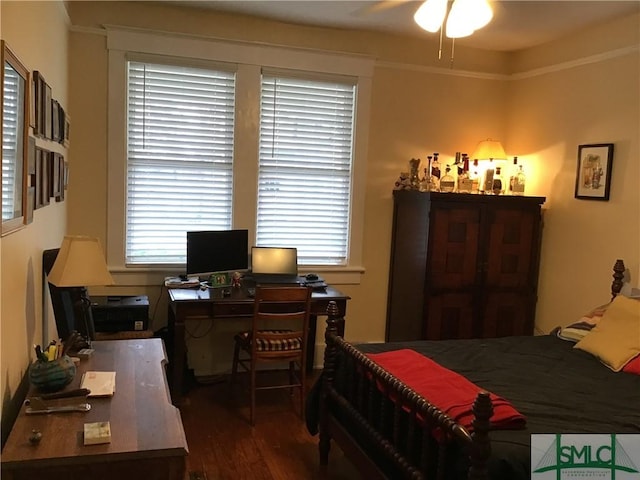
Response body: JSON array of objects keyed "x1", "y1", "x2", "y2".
[
  {"x1": 126, "y1": 61, "x2": 235, "y2": 264},
  {"x1": 258, "y1": 74, "x2": 356, "y2": 265},
  {"x1": 107, "y1": 28, "x2": 372, "y2": 275}
]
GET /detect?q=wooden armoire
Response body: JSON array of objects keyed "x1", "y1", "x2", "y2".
[{"x1": 386, "y1": 190, "x2": 545, "y2": 341}]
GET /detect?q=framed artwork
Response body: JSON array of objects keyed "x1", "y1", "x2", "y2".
[
  {"x1": 63, "y1": 113, "x2": 70, "y2": 147},
  {"x1": 33, "y1": 71, "x2": 46, "y2": 138},
  {"x1": 26, "y1": 136, "x2": 36, "y2": 223},
  {"x1": 44, "y1": 81, "x2": 52, "y2": 140},
  {"x1": 29, "y1": 72, "x2": 36, "y2": 129},
  {"x1": 208, "y1": 272, "x2": 230, "y2": 287},
  {"x1": 35, "y1": 147, "x2": 50, "y2": 208},
  {"x1": 51, "y1": 152, "x2": 61, "y2": 201},
  {"x1": 52, "y1": 99, "x2": 61, "y2": 142},
  {"x1": 575, "y1": 143, "x2": 614, "y2": 201}
]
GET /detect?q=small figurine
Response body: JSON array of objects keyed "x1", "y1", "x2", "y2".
[
  {"x1": 231, "y1": 271, "x2": 242, "y2": 288},
  {"x1": 394, "y1": 172, "x2": 412, "y2": 190}
]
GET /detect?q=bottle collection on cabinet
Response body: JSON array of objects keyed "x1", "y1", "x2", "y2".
[{"x1": 395, "y1": 152, "x2": 527, "y2": 196}]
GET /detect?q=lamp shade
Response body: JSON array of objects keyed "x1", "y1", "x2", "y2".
[
  {"x1": 48, "y1": 236, "x2": 115, "y2": 287},
  {"x1": 472, "y1": 139, "x2": 507, "y2": 160}
]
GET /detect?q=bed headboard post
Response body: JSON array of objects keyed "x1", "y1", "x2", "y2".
[
  {"x1": 612, "y1": 259, "x2": 625, "y2": 300},
  {"x1": 468, "y1": 392, "x2": 492, "y2": 480},
  {"x1": 319, "y1": 301, "x2": 341, "y2": 465}
]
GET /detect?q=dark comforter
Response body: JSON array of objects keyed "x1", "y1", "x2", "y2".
[{"x1": 308, "y1": 335, "x2": 640, "y2": 479}]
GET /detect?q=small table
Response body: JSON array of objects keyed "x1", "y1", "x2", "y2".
[
  {"x1": 1, "y1": 339, "x2": 188, "y2": 480},
  {"x1": 167, "y1": 284, "x2": 349, "y2": 404}
]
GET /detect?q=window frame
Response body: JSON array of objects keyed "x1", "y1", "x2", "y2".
[{"x1": 106, "y1": 27, "x2": 372, "y2": 284}]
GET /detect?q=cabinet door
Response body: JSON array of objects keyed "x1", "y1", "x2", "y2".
[
  {"x1": 481, "y1": 292, "x2": 535, "y2": 337},
  {"x1": 425, "y1": 292, "x2": 476, "y2": 340},
  {"x1": 484, "y1": 208, "x2": 538, "y2": 288},
  {"x1": 427, "y1": 204, "x2": 480, "y2": 289}
]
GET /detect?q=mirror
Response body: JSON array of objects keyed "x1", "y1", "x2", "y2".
[{"x1": 1, "y1": 40, "x2": 29, "y2": 236}]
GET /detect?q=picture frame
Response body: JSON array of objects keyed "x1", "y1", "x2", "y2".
[
  {"x1": 44, "y1": 82, "x2": 52, "y2": 140},
  {"x1": 51, "y1": 152, "x2": 61, "y2": 201},
  {"x1": 575, "y1": 143, "x2": 614, "y2": 201},
  {"x1": 208, "y1": 272, "x2": 231, "y2": 287}
]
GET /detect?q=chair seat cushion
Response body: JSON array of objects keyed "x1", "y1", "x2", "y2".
[{"x1": 235, "y1": 330, "x2": 303, "y2": 352}]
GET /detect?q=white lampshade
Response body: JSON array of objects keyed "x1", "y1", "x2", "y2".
[
  {"x1": 472, "y1": 139, "x2": 507, "y2": 161},
  {"x1": 48, "y1": 235, "x2": 115, "y2": 287},
  {"x1": 414, "y1": 0, "x2": 448, "y2": 33}
]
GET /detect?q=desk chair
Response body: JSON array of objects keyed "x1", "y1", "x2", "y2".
[{"x1": 230, "y1": 286, "x2": 312, "y2": 425}]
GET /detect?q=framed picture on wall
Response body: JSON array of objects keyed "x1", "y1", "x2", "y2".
[
  {"x1": 575, "y1": 143, "x2": 614, "y2": 201},
  {"x1": 44, "y1": 82, "x2": 52, "y2": 140}
]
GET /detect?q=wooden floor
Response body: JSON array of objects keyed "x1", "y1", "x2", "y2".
[{"x1": 179, "y1": 371, "x2": 360, "y2": 480}]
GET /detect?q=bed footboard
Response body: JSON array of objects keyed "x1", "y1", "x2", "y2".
[{"x1": 319, "y1": 302, "x2": 492, "y2": 480}]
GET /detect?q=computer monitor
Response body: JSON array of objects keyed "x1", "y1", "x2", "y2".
[
  {"x1": 251, "y1": 246, "x2": 298, "y2": 275},
  {"x1": 186, "y1": 229, "x2": 249, "y2": 276}
]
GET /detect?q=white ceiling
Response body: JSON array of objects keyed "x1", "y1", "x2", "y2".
[{"x1": 158, "y1": 0, "x2": 640, "y2": 52}]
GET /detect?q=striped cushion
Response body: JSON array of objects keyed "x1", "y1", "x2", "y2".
[{"x1": 235, "y1": 330, "x2": 303, "y2": 352}]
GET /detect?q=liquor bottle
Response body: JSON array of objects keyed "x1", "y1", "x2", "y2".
[
  {"x1": 440, "y1": 165, "x2": 455, "y2": 193},
  {"x1": 430, "y1": 153, "x2": 441, "y2": 192},
  {"x1": 492, "y1": 166, "x2": 505, "y2": 195},
  {"x1": 419, "y1": 167, "x2": 430, "y2": 192},
  {"x1": 482, "y1": 161, "x2": 495, "y2": 194},
  {"x1": 457, "y1": 154, "x2": 472, "y2": 193},
  {"x1": 470, "y1": 159, "x2": 480, "y2": 193},
  {"x1": 512, "y1": 164, "x2": 526, "y2": 196},
  {"x1": 508, "y1": 157, "x2": 518, "y2": 194}
]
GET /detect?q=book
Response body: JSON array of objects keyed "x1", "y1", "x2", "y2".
[
  {"x1": 80, "y1": 371, "x2": 116, "y2": 397},
  {"x1": 84, "y1": 421, "x2": 111, "y2": 445}
]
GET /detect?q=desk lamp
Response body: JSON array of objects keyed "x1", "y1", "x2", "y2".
[
  {"x1": 472, "y1": 139, "x2": 507, "y2": 193},
  {"x1": 47, "y1": 235, "x2": 114, "y2": 346}
]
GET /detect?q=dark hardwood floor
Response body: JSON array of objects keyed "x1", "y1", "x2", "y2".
[{"x1": 179, "y1": 371, "x2": 360, "y2": 480}]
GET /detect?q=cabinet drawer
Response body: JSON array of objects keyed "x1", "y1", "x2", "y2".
[{"x1": 212, "y1": 302, "x2": 253, "y2": 317}]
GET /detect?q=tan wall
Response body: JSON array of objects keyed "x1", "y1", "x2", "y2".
[
  {"x1": 0, "y1": 1, "x2": 69, "y2": 419},
  {"x1": 508, "y1": 47, "x2": 640, "y2": 333}
]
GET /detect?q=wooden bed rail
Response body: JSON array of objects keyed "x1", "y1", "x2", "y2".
[{"x1": 319, "y1": 301, "x2": 491, "y2": 479}]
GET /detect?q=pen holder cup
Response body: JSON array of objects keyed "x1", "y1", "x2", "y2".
[{"x1": 29, "y1": 355, "x2": 76, "y2": 393}]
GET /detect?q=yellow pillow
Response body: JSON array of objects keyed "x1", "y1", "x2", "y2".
[{"x1": 574, "y1": 295, "x2": 640, "y2": 371}]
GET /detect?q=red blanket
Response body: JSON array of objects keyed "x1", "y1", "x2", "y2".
[{"x1": 367, "y1": 349, "x2": 526, "y2": 432}]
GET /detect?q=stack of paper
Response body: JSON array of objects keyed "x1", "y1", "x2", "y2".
[{"x1": 80, "y1": 371, "x2": 116, "y2": 397}]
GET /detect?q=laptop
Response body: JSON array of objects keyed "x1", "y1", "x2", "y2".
[{"x1": 250, "y1": 247, "x2": 302, "y2": 285}]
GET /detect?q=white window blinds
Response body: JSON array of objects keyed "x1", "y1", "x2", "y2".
[
  {"x1": 258, "y1": 74, "x2": 356, "y2": 266},
  {"x1": 126, "y1": 61, "x2": 235, "y2": 264}
]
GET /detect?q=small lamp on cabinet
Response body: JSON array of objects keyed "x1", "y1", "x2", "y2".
[
  {"x1": 472, "y1": 139, "x2": 507, "y2": 194},
  {"x1": 47, "y1": 235, "x2": 114, "y2": 345}
]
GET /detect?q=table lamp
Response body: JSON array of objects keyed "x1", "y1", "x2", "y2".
[
  {"x1": 472, "y1": 139, "x2": 507, "y2": 193},
  {"x1": 47, "y1": 235, "x2": 114, "y2": 345}
]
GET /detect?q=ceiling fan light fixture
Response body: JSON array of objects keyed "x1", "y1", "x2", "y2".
[
  {"x1": 414, "y1": 0, "x2": 448, "y2": 33},
  {"x1": 445, "y1": 0, "x2": 493, "y2": 38}
]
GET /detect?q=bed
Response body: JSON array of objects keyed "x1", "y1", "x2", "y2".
[{"x1": 308, "y1": 260, "x2": 640, "y2": 479}]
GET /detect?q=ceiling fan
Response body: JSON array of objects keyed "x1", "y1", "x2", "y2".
[{"x1": 357, "y1": 0, "x2": 495, "y2": 62}]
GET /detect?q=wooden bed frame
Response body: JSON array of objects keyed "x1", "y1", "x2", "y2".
[{"x1": 317, "y1": 259, "x2": 626, "y2": 479}]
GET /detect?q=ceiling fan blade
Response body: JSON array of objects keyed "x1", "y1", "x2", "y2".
[{"x1": 351, "y1": 0, "x2": 414, "y2": 17}]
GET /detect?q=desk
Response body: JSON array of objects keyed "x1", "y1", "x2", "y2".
[
  {"x1": 1, "y1": 339, "x2": 188, "y2": 480},
  {"x1": 167, "y1": 285, "x2": 349, "y2": 404}
]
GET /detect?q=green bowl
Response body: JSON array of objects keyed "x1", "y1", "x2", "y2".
[{"x1": 29, "y1": 355, "x2": 76, "y2": 393}]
